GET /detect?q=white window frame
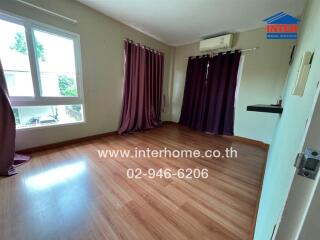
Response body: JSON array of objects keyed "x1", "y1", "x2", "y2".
[{"x1": 0, "y1": 10, "x2": 85, "y2": 110}]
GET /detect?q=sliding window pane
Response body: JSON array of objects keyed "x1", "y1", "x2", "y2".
[
  {"x1": 0, "y1": 19, "x2": 34, "y2": 96},
  {"x1": 13, "y1": 104, "x2": 84, "y2": 129},
  {"x1": 33, "y1": 30, "x2": 78, "y2": 97}
]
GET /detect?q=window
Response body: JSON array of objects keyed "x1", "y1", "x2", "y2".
[
  {"x1": 13, "y1": 105, "x2": 83, "y2": 129},
  {"x1": 0, "y1": 12, "x2": 84, "y2": 129}
]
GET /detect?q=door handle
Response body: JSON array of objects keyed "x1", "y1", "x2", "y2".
[{"x1": 295, "y1": 149, "x2": 320, "y2": 180}]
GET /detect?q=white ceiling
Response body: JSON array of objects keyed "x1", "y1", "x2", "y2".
[{"x1": 77, "y1": 0, "x2": 307, "y2": 46}]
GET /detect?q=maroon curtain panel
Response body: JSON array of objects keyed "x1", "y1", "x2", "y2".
[
  {"x1": 179, "y1": 55, "x2": 210, "y2": 129},
  {"x1": 118, "y1": 40, "x2": 164, "y2": 134},
  {"x1": 179, "y1": 51, "x2": 241, "y2": 135},
  {"x1": 0, "y1": 60, "x2": 16, "y2": 176}
]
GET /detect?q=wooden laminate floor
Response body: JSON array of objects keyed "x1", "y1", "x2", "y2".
[{"x1": 0, "y1": 124, "x2": 267, "y2": 240}]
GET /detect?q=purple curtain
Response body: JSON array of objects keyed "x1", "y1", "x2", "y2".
[
  {"x1": 0, "y1": 60, "x2": 16, "y2": 176},
  {"x1": 0, "y1": 60, "x2": 30, "y2": 176},
  {"x1": 179, "y1": 51, "x2": 241, "y2": 135},
  {"x1": 118, "y1": 40, "x2": 164, "y2": 134},
  {"x1": 179, "y1": 55, "x2": 210, "y2": 129}
]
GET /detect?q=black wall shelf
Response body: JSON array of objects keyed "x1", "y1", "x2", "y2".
[{"x1": 247, "y1": 104, "x2": 283, "y2": 114}]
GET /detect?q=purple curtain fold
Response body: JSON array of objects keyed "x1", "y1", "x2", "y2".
[
  {"x1": 179, "y1": 55, "x2": 210, "y2": 129},
  {"x1": 0, "y1": 60, "x2": 30, "y2": 176},
  {"x1": 118, "y1": 40, "x2": 164, "y2": 134},
  {"x1": 179, "y1": 51, "x2": 241, "y2": 135},
  {"x1": 0, "y1": 60, "x2": 16, "y2": 176}
]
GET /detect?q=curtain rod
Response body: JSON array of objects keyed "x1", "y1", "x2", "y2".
[
  {"x1": 124, "y1": 38, "x2": 164, "y2": 55},
  {"x1": 15, "y1": 0, "x2": 78, "y2": 24},
  {"x1": 188, "y1": 47, "x2": 259, "y2": 59}
]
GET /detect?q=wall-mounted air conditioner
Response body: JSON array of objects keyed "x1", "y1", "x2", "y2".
[{"x1": 199, "y1": 34, "x2": 233, "y2": 52}]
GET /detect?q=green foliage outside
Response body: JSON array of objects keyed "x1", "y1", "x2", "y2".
[
  {"x1": 10, "y1": 32, "x2": 27, "y2": 55},
  {"x1": 58, "y1": 75, "x2": 77, "y2": 97},
  {"x1": 10, "y1": 32, "x2": 46, "y2": 61},
  {"x1": 66, "y1": 105, "x2": 82, "y2": 121},
  {"x1": 58, "y1": 76, "x2": 80, "y2": 122}
]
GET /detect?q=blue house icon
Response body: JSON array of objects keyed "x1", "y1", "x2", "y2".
[{"x1": 263, "y1": 12, "x2": 300, "y2": 24}]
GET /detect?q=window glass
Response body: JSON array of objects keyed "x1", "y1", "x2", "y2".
[
  {"x1": 13, "y1": 104, "x2": 84, "y2": 129},
  {"x1": 33, "y1": 30, "x2": 78, "y2": 97},
  {"x1": 0, "y1": 19, "x2": 34, "y2": 96}
]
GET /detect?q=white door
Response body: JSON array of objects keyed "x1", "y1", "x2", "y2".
[
  {"x1": 254, "y1": 1, "x2": 320, "y2": 239},
  {"x1": 275, "y1": 86, "x2": 320, "y2": 239}
]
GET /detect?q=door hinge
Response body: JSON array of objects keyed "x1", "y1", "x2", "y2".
[
  {"x1": 305, "y1": 118, "x2": 309, "y2": 129},
  {"x1": 270, "y1": 224, "x2": 277, "y2": 240},
  {"x1": 295, "y1": 153, "x2": 304, "y2": 167},
  {"x1": 309, "y1": 52, "x2": 314, "y2": 65}
]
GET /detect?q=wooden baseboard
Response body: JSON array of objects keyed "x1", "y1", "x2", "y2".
[
  {"x1": 225, "y1": 135, "x2": 269, "y2": 150},
  {"x1": 162, "y1": 121, "x2": 177, "y2": 125},
  {"x1": 164, "y1": 121, "x2": 269, "y2": 150},
  {"x1": 17, "y1": 122, "x2": 175, "y2": 154},
  {"x1": 18, "y1": 122, "x2": 269, "y2": 153},
  {"x1": 17, "y1": 131, "x2": 118, "y2": 154}
]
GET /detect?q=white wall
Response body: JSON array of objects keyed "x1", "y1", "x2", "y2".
[
  {"x1": 171, "y1": 28, "x2": 294, "y2": 144},
  {"x1": 0, "y1": 0, "x2": 174, "y2": 150}
]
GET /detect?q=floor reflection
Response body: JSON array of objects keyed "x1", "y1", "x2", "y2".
[{"x1": 24, "y1": 161, "x2": 86, "y2": 190}]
